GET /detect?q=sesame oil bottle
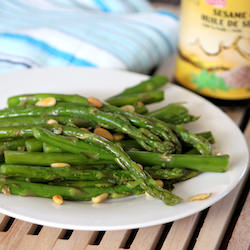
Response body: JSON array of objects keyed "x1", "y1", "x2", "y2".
[{"x1": 175, "y1": 0, "x2": 250, "y2": 103}]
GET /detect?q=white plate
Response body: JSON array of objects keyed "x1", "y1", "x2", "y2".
[{"x1": 0, "y1": 67, "x2": 248, "y2": 231}]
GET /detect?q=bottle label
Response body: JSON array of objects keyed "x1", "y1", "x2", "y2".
[{"x1": 175, "y1": 0, "x2": 250, "y2": 100}]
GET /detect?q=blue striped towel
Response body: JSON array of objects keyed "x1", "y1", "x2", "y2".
[{"x1": 0, "y1": 0, "x2": 179, "y2": 74}]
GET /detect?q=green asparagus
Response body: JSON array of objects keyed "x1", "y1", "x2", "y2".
[
  {"x1": 4, "y1": 151, "x2": 112, "y2": 166},
  {"x1": 0, "y1": 138, "x2": 27, "y2": 155},
  {"x1": 168, "y1": 124, "x2": 212, "y2": 155},
  {"x1": 4, "y1": 149, "x2": 229, "y2": 172},
  {"x1": 25, "y1": 138, "x2": 43, "y2": 152},
  {"x1": 7, "y1": 93, "x2": 89, "y2": 108},
  {"x1": 0, "y1": 76, "x2": 230, "y2": 206},
  {"x1": 33, "y1": 127, "x2": 182, "y2": 205},
  {"x1": 128, "y1": 151, "x2": 229, "y2": 172},
  {"x1": 43, "y1": 143, "x2": 63, "y2": 153},
  {"x1": 0, "y1": 126, "x2": 33, "y2": 139},
  {"x1": 0, "y1": 178, "x2": 143, "y2": 201},
  {"x1": 106, "y1": 75, "x2": 168, "y2": 97},
  {"x1": 0, "y1": 116, "x2": 87, "y2": 127},
  {"x1": 106, "y1": 91, "x2": 164, "y2": 106},
  {"x1": 149, "y1": 103, "x2": 199, "y2": 124},
  {"x1": 0, "y1": 164, "x2": 191, "y2": 184}
]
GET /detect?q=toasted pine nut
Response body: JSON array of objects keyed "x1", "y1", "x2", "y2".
[
  {"x1": 87, "y1": 97, "x2": 103, "y2": 108},
  {"x1": 17, "y1": 146, "x2": 26, "y2": 152},
  {"x1": 53, "y1": 195, "x2": 63, "y2": 205},
  {"x1": 2, "y1": 186, "x2": 10, "y2": 195},
  {"x1": 50, "y1": 163, "x2": 70, "y2": 168},
  {"x1": 113, "y1": 133, "x2": 124, "y2": 141},
  {"x1": 188, "y1": 193, "x2": 212, "y2": 201},
  {"x1": 47, "y1": 119, "x2": 58, "y2": 125},
  {"x1": 54, "y1": 127, "x2": 63, "y2": 135},
  {"x1": 121, "y1": 105, "x2": 135, "y2": 112},
  {"x1": 214, "y1": 150, "x2": 222, "y2": 156},
  {"x1": 94, "y1": 127, "x2": 113, "y2": 141},
  {"x1": 145, "y1": 192, "x2": 152, "y2": 198},
  {"x1": 14, "y1": 129, "x2": 21, "y2": 136},
  {"x1": 161, "y1": 155, "x2": 172, "y2": 161},
  {"x1": 35, "y1": 97, "x2": 56, "y2": 107},
  {"x1": 137, "y1": 163, "x2": 143, "y2": 170},
  {"x1": 92, "y1": 193, "x2": 108, "y2": 204},
  {"x1": 136, "y1": 101, "x2": 144, "y2": 108},
  {"x1": 155, "y1": 180, "x2": 164, "y2": 188}
]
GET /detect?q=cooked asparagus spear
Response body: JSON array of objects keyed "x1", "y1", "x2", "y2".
[
  {"x1": 0, "y1": 138, "x2": 27, "y2": 161},
  {"x1": 0, "y1": 138, "x2": 27, "y2": 154},
  {"x1": 0, "y1": 178, "x2": 143, "y2": 201},
  {"x1": 128, "y1": 151, "x2": 228, "y2": 172},
  {"x1": 49, "y1": 180, "x2": 115, "y2": 188},
  {"x1": 7, "y1": 93, "x2": 89, "y2": 107},
  {"x1": 107, "y1": 75, "x2": 168, "y2": 97},
  {"x1": 168, "y1": 124, "x2": 213, "y2": 155},
  {"x1": 106, "y1": 91, "x2": 164, "y2": 106},
  {"x1": 149, "y1": 103, "x2": 199, "y2": 124},
  {"x1": 0, "y1": 116, "x2": 87, "y2": 127},
  {"x1": 4, "y1": 151, "x2": 112, "y2": 166},
  {"x1": 0, "y1": 126, "x2": 34, "y2": 138},
  {"x1": 43, "y1": 143, "x2": 63, "y2": 153},
  {"x1": 0, "y1": 164, "x2": 131, "y2": 182},
  {"x1": 25, "y1": 138, "x2": 43, "y2": 152},
  {"x1": 0, "y1": 164, "x2": 190, "y2": 182},
  {"x1": 4, "y1": 149, "x2": 229, "y2": 173}
]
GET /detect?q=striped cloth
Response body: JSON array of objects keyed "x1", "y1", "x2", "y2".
[{"x1": 0, "y1": 0, "x2": 179, "y2": 74}]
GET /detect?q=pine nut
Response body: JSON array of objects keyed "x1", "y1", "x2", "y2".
[
  {"x1": 53, "y1": 195, "x2": 63, "y2": 205},
  {"x1": 113, "y1": 133, "x2": 124, "y2": 141},
  {"x1": 94, "y1": 127, "x2": 113, "y2": 141},
  {"x1": 155, "y1": 179, "x2": 164, "y2": 188},
  {"x1": 214, "y1": 150, "x2": 222, "y2": 156},
  {"x1": 54, "y1": 127, "x2": 63, "y2": 135},
  {"x1": 136, "y1": 101, "x2": 144, "y2": 108},
  {"x1": 47, "y1": 119, "x2": 58, "y2": 125},
  {"x1": 161, "y1": 155, "x2": 172, "y2": 161},
  {"x1": 137, "y1": 163, "x2": 143, "y2": 170},
  {"x1": 188, "y1": 193, "x2": 212, "y2": 201},
  {"x1": 87, "y1": 97, "x2": 103, "y2": 108},
  {"x1": 14, "y1": 129, "x2": 21, "y2": 136},
  {"x1": 145, "y1": 192, "x2": 152, "y2": 198},
  {"x1": 92, "y1": 193, "x2": 108, "y2": 204},
  {"x1": 121, "y1": 105, "x2": 135, "y2": 112},
  {"x1": 2, "y1": 186, "x2": 10, "y2": 195},
  {"x1": 35, "y1": 97, "x2": 56, "y2": 107},
  {"x1": 17, "y1": 146, "x2": 26, "y2": 151},
  {"x1": 50, "y1": 163, "x2": 70, "y2": 168}
]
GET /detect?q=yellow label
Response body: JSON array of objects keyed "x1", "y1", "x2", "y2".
[{"x1": 175, "y1": 0, "x2": 250, "y2": 100}]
